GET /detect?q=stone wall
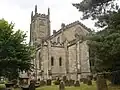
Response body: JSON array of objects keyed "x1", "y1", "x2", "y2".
[
  {"x1": 80, "y1": 41, "x2": 91, "y2": 78},
  {"x1": 40, "y1": 45, "x2": 66, "y2": 79},
  {"x1": 50, "y1": 46, "x2": 66, "y2": 77},
  {"x1": 32, "y1": 20, "x2": 91, "y2": 80}
]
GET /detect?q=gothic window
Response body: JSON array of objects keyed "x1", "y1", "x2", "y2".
[
  {"x1": 57, "y1": 37, "x2": 60, "y2": 43},
  {"x1": 59, "y1": 57, "x2": 62, "y2": 66},
  {"x1": 51, "y1": 57, "x2": 54, "y2": 66}
]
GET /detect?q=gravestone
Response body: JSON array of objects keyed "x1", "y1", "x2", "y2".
[
  {"x1": 83, "y1": 78, "x2": 88, "y2": 84},
  {"x1": 87, "y1": 80, "x2": 92, "y2": 85},
  {"x1": 69, "y1": 79, "x2": 75, "y2": 86},
  {"x1": 46, "y1": 79, "x2": 51, "y2": 86},
  {"x1": 80, "y1": 78, "x2": 84, "y2": 82},
  {"x1": 74, "y1": 80, "x2": 80, "y2": 87},
  {"x1": 96, "y1": 74, "x2": 108, "y2": 90},
  {"x1": 87, "y1": 76, "x2": 92, "y2": 85},
  {"x1": 29, "y1": 80, "x2": 35, "y2": 90},
  {"x1": 64, "y1": 79, "x2": 69, "y2": 86},
  {"x1": 40, "y1": 80, "x2": 46, "y2": 86},
  {"x1": 59, "y1": 81, "x2": 65, "y2": 90}
]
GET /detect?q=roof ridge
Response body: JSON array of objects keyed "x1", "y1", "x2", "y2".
[{"x1": 47, "y1": 20, "x2": 91, "y2": 40}]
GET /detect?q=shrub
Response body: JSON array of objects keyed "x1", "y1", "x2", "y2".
[
  {"x1": 0, "y1": 81, "x2": 5, "y2": 84},
  {"x1": 53, "y1": 80, "x2": 60, "y2": 85},
  {"x1": 0, "y1": 84, "x2": 6, "y2": 90}
]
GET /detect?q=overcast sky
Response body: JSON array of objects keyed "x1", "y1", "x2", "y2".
[{"x1": 0, "y1": 0, "x2": 96, "y2": 43}]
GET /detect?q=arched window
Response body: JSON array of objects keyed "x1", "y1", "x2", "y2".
[
  {"x1": 59, "y1": 57, "x2": 62, "y2": 66},
  {"x1": 51, "y1": 57, "x2": 54, "y2": 66}
]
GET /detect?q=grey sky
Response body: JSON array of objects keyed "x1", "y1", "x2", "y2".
[{"x1": 0, "y1": 0, "x2": 96, "y2": 43}]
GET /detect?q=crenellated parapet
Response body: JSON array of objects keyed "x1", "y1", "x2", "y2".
[
  {"x1": 31, "y1": 5, "x2": 50, "y2": 22},
  {"x1": 50, "y1": 40, "x2": 64, "y2": 47}
]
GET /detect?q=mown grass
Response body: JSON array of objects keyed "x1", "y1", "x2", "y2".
[
  {"x1": 36, "y1": 81, "x2": 96, "y2": 90},
  {"x1": 1, "y1": 81, "x2": 120, "y2": 90},
  {"x1": 0, "y1": 84, "x2": 6, "y2": 88},
  {"x1": 36, "y1": 81, "x2": 120, "y2": 90}
]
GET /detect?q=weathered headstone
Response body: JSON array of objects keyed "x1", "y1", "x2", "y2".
[
  {"x1": 46, "y1": 79, "x2": 51, "y2": 86},
  {"x1": 87, "y1": 80, "x2": 92, "y2": 85},
  {"x1": 63, "y1": 76, "x2": 67, "y2": 81},
  {"x1": 80, "y1": 78, "x2": 84, "y2": 82},
  {"x1": 69, "y1": 79, "x2": 75, "y2": 86},
  {"x1": 96, "y1": 74, "x2": 108, "y2": 90},
  {"x1": 59, "y1": 81, "x2": 65, "y2": 90},
  {"x1": 83, "y1": 78, "x2": 88, "y2": 84},
  {"x1": 29, "y1": 80, "x2": 35, "y2": 90},
  {"x1": 87, "y1": 76, "x2": 92, "y2": 85},
  {"x1": 64, "y1": 79, "x2": 69, "y2": 86},
  {"x1": 74, "y1": 80, "x2": 80, "y2": 87}
]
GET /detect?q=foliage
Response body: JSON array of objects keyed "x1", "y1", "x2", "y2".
[
  {"x1": 88, "y1": 11, "x2": 120, "y2": 72},
  {"x1": 53, "y1": 80, "x2": 60, "y2": 85},
  {"x1": 0, "y1": 84, "x2": 6, "y2": 89},
  {"x1": 73, "y1": 0, "x2": 119, "y2": 28},
  {"x1": 0, "y1": 19, "x2": 34, "y2": 80},
  {"x1": 73, "y1": 0, "x2": 119, "y2": 19}
]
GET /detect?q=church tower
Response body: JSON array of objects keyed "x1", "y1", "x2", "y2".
[{"x1": 30, "y1": 5, "x2": 51, "y2": 47}]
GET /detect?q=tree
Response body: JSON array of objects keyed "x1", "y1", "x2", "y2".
[
  {"x1": 0, "y1": 19, "x2": 34, "y2": 80},
  {"x1": 73, "y1": 0, "x2": 119, "y2": 28},
  {"x1": 73, "y1": 0, "x2": 120, "y2": 85},
  {"x1": 87, "y1": 11, "x2": 120, "y2": 84}
]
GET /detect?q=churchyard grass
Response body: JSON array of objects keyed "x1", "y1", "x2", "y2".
[
  {"x1": 1, "y1": 81, "x2": 120, "y2": 90},
  {"x1": 0, "y1": 84, "x2": 6, "y2": 88},
  {"x1": 36, "y1": 81, "x2": 120, "y2": 90}
]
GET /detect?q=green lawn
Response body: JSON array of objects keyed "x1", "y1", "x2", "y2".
[
  {"x1": 36, "y1": 81, "x2": 96, "y2": 90},
  {"x1": 36, "y1": 81, "x2": 120, "y2": 90},
  {"x1": 1, "y1": 81, "x2": 120, "y2": 90}
]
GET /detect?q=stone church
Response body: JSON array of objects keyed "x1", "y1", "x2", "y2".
[{"x1": 29, "y1": 5, "x2": 91, "y2": 80}]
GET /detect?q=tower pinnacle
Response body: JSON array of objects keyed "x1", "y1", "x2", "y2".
[
  {"x1": 48, "y1": 8, "x2": 50, "y2": 19},
  {"x1": 35, "y1": 5, "x2": 37, "y2": 14},
  {"x1": 31, "y1": 11, "x2": 33, "y2": 21}
]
